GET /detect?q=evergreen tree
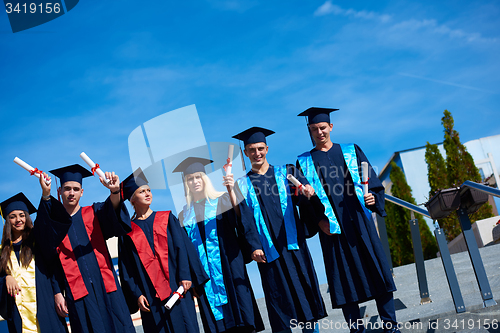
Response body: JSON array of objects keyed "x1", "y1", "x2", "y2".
[
  {"x1": 442, "y1": 110, "x2": 493, "y2": 239},
  {"x1": 424, "y1": 110, "x2": 494, "y2": 241},
  {"x1": 424, "y1": 142, "x2": 457, "y2": 240},
  {"x1": 425, "y1": 142, "x2": 447, "y2": 197},
  {"x1": 385, "y1": 161, "x2": 438, "y2": 267}
]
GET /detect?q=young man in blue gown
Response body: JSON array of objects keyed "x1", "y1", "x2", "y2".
[
  {"x1": 296, "y1": 108, "x2": 399, "y2": 333},
  {"x1": 233, "y1": 127, "x2": 327, "y2": 333}
]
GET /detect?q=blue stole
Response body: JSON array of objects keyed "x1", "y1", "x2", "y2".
[
  {"x1": 183, "y1": 198, "x2": 227, "y2": 321},
  {"x1": 236, "y1": 165, "x2": 299, "y2": 262},
  {"x1": 297, "y1": 152, "x2": 341, "y2": 234},
  {"x1": 339, "y1": 144, "x2": 373, "y2": 221},
  {"x1": 274, "y1": 165, "x2": 299, "y2": 251},
  {"x1": 298, "y1": 144, "x2": 373, "y2": 233}
]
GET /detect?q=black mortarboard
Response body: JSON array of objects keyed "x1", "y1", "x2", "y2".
[
  {"x1": 297, "y1": 107, "x2": 339, "y2": 125},
  {"x1": 0, "y1": 192, "x2": 37, "y2": 219},
  {"x1": 173, "y1": 157, "x2": 213, "y2": 176},
  {"x1": 232, "y1": 127, "x2": 275, "y2": 147},
  {"x1": 49, "y1": 164, "x2": 93, "y2": 185},
  {"x1": 121, "y1": 168, "x2": 149, "y2": 201}
]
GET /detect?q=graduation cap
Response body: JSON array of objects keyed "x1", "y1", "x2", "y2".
[
  {"x1": 173, "y1": 157, "x2": 213, "y2": 176},
  {"x1": 49, "y1": 164, "x2": 93, "y2": 186},
  {"x1": 232, "y1": 127, "x2": 275, "y2": 147},
  {"x1": 297, "y1": 107, "x2": 339, "y2": 125},
  {"x1": 121, "y1": 168, "x2": 149, "y2": 201},
  {"x1": 0, "y1": 192, "x2": 37, "y2": 219}
]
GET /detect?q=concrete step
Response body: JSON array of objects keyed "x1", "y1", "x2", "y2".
[{"x1": 135, "y1": 243, "x2": 500, "y2": 333}]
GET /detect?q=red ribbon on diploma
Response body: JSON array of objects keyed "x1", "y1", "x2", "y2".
[
  {"x1": 223, "y1": 158, "x2": 232, "y2": 173},
  {"x1": 91, "y1": 164, "x2": 100, "y2": 176},
  {"x1": 360, "y1": 178, "x2": 369, "y2": 185},
  {"x1": 29, "y1": 168, "x2": 42, "y2": 176},
  {"x1": 173, "y1": 291, "x2": 184, "y2": 299},
  {"x1": 294, "y1": 184, "x2": 303, "y2": 196}
]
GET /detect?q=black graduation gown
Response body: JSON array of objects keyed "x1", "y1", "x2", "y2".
[
  {"x1": 118, "y1": 211, "x2": 209, "y2": 333},
  {"x1": 246, "y1": 164, "x2": 327, "y2": 332},
  {"x1": 40, "y1": 196, "x2": 135, "y2": 333},
  {"x1": 0, "y1": 196, "x2": 71, "y2": 333},
  {"x1": 301, "y1": 143, "x2": 396, "y2": 308},
  {"x1": 179, "y1": 193, "x2": 265, "y2": 333}
]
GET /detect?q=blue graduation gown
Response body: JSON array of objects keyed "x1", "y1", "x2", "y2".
[
  {"x1": 118, "y1": 211, "x2": 209, "y2": 333},
  {"x1": 0, "y1": 196, "x2": 72, "y2": 333},
  {"x1": 301, "y1": 144, "x2": 396, "y2": 308},
  {"x1": 246, "y1": 165, "x2": 327, "y2": 332},
  {"x1": 40, "y1": 196, "x2": 135, "y2": 333},
  {"x1": 179, "y1": 193, "x2": 265, "y2": 333}
]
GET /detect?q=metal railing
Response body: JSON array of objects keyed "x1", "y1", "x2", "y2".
[
  {"x1": 385, "y1": 194, "x2": 431, "y2": 218},
  {"x1": 383, "y1": 181, "x2": 498, "y2": 311},
  {"x1": 384, "y1": 194, "x2": 433, "y2": 304},
  {"x1": 462, "y1": 180, "x2": 500, "y2": 198}
]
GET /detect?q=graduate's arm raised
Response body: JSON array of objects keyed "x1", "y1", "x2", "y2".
[
  {"x1": 95, "y1": 171, "x2": 132, "y2": 239},
  {"x1": 100, "y1": 171, "x2": 121, "y2": 210},
  {"x1": 223, "y1": 173, "x2": 241, "y2": 216}
]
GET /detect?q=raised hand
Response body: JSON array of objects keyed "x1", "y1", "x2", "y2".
[
  {"x1": 100, "y1": 171, "x2": 120, "y2": 192},
  {"x1": 40, "y1": 172, "x2": 51, "y2": 198},
  {"x1": 223, "y1": 174, "x2": 235, "y2": 191}
]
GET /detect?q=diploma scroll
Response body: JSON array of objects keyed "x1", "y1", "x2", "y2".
[
  {"x1": 224, "y1": 145, "x2": 234, "y2": 175},
  {"x1": 287, "y1": 174, "x2": 304, "y2": 195},
  {"x1": 164, "y1": 286, "x2": 184, "y2": 310},
  {"x1": 80, "y1": 152, "x2": 110, "y2": 184},
  {"x1": 361, "y1": 162, "x2": 369, "y2": 195},
  {"x1": 14, "y1": 157, "x2": 51, "y2": 185}
]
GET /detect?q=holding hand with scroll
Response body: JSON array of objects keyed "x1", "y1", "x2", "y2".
[
  {"x1": 222, "y1": 144, "x2": 235, "y2": 191},
  {"x1": 361, "y1": 161, "x2": 376, "y2": 206},
  {"x1": 99, "y1": 171, "x2": 122, "y2": 210},
  {"x1": 39, "y1": 172, "x2": 52, "y2": 200},
  {"x1": 287, "y1": 174, "x2": 315, "y2": 198}
]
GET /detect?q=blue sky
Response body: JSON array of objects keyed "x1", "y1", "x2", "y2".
[{"x1": 1, "y1": 0, "x2": 499, "y2": 296}]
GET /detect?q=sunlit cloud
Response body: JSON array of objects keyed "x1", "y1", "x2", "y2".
[
  {"x1": 314, "y1": 1, "x2": 391, "y2": 23},
  {"x1": 315, "y1": 2, "x2": 499, "y2": 44},
  {"x1": 392, "y1": 19, "x2": 499, "y2": 44}
]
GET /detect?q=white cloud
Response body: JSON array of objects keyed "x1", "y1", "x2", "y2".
[
  {"x1": 314, "y1": 1, "x2": 340, "y2": 16},
  {"x1": 314, "y1": 2, "x2": 498, "y2": 44},
  {"x1": 314, "y1": 1, "x2": 391, "y2": 23},
  {"x1": 392, "y1": 18, "x2": 499, "y2": 44}
]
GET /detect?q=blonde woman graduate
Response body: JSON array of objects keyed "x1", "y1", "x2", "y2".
[
  {"x1": 175, "y1": 157, "x2": 265, "y2": 333},
  {"x1": 117, "y1": 169, "x2": 209, "y2": 333},
  {"x1": 0, "y1": 173, "x2": 72, "y2": 333}
]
